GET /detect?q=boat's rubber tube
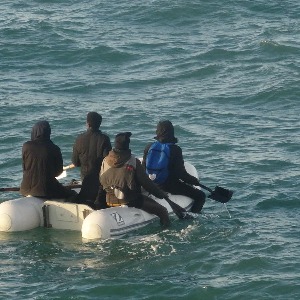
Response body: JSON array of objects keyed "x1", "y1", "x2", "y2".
[
  {"x1": 0, "y1": 197, "x2": 44, "y2": 232},
  {"x1": 81, "y1": 194, "x2": 193, "y2": 240}
]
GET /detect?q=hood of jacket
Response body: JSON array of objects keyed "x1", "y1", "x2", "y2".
[
  {"x1": 154, "y1": 120, "x2": 178, "y2": 143},
  {"x1": 105, "y1": 149, "x2": 132, "y2": 168},
  {"x1": 31, "y1": 121, "x2": 51, "y2": 141}
]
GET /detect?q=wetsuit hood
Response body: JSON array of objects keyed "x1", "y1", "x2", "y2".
[
  {"x1": 154, "y1": 120, "x2": 178, "y2": 143},
  {"x1": 31, "y1": 121, "x2": 51, "y2": 141},
  {"x1": 106, "y1": 149, "x2": 132, "y2": 168}
]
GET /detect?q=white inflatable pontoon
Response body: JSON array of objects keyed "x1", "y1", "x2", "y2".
[{"x1": 0, "y1": 162, "x2": 197, "y2": 240}]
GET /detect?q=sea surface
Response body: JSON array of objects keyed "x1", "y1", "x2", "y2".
[{"x1": 0, "y1": 0, "x2": 299, "y2": 299}]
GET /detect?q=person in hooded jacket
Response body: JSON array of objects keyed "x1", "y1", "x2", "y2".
[
  {"x1": 142, "y1": 120, "x2": 206, "y2": 213},
  {"x1": 20, "y1": 120, "x2": 77, "y2": 199},
  {"x1": 67, "y1": 112, "x2": 112, "y2": 205},
  {"x1": 98, "y1": 132, "x2": 170, "y2": 227}
]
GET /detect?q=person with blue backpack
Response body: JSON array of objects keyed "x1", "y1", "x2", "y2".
[{"x1": 143, "y1": 120, "x2": 206, "y2": 213}]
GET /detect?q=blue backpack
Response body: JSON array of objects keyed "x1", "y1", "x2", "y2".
[{"x1": 145, "y1": 141, "x2": 171, "y2": 184}]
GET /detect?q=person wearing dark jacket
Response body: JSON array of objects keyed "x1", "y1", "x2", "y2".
[
  {"x1": 20, "y1": 120, "x2": 77, "y2": 199},
  {"x1": 97, "y1": 132, "x2": 170, "y2": 227},
  {"x1": 70, "y1": 112, "x2": 112, "y2": 180},
  {"x1": 142, "y1": 120, "x2": 206, "y2": 213},
  {"x1": 69, "y1": 112, "x2": 112, "y2": 205}
]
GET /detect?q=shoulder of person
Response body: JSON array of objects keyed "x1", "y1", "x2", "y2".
[
  {"x1": 169, "y1": 143, "x2": 182, "y2": 152},
  {"x1": 22, "y1": 140, "x2": 31, "y2": 146},
  {"x1": 95, "y1": 130, "x2": 110, "y2": 139},
  {"x1": 75, "y1": 131, "x2": 87, "y2": 141},
  {"x1": 169, "y1": 143, "x2": 181, "y2": 148},
  {"x1": 144, "y1": 142, "x2": 153, "y2": 151},
  {"x1": 51, "y1": 141, "x2": 62, "y2": 151},
  {"x1": 102, "y1": 132, "x2": 111, "y2": 141}
]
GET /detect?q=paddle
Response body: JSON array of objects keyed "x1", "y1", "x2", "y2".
[
  {"x1": 0, "y1": 169, "x2": 71, "y2": 192},
  {"x1": 55, "y1": 170, "x2": 67, "y2": 180},
  {"x1": 63, "y1": 164, "x2": 75, "y2": 171},
  {"x1": 164, "y1": 196, "x2": 195, "y2": 219},
  {"x1": 198, "y1": 183, "x2": 233, "y2": 203},
  {"x1": 0, "y1": 183, "x2": 82, "y2": 192},
  {"x1": 58, "y1": 164, "x2": 76, "y2": 179}
]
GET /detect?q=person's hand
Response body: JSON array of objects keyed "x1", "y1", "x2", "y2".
[
  {"x1": 164, "y1": 195, "x2": 170, "y2": 201},
  {"x1": 162, "y1": 192, "x2": 171, "y2": 201},
  {"x1": 192, "y1": 178, "x2": 200, "y2": 186}
]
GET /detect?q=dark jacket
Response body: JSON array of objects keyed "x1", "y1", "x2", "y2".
[
  {"x1": 100, "y1": 149, "x2": 168, "y2": 205},
  {"x1": 72, "y1": 128, "x2": 111, "y2": 179},
  {"x1": 20, "y1": 121, "x2": 71, "y2": 198}
]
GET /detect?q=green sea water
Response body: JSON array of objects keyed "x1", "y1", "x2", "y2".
[{"x1": 0, "y1": 0, "x2": 299, "y2": 299}]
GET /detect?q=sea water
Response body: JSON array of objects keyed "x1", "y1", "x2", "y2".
[{"x1": 0, "y1": 0, "x2": 299, "y2": 299}]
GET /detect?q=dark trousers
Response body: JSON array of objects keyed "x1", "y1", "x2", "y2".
[
  {"x1": 128, "y1": 195, "x2": 170, "y2": 227},
  {"x1": 76, "y1": 171, "x2": 99, "y2": 202},
  {"x1": 164, "y1": 181, "x2": 206, "y2": 213}
]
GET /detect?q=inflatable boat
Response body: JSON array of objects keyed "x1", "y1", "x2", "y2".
[{"x1": 0, "y1": 163, "x2": 198, "y2": 240}]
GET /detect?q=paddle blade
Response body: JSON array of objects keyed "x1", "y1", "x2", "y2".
[
  {"x1": 55, "y1": 170, "x2": 67, "y2": 180},
  {"x1": 208, "y1": 186, "x2": 233, "y2": 203}
]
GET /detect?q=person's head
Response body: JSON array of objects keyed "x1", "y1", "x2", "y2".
[
  {"x1": 31, "y1": 120, "x2": 51, "y2": 141},
  {"x1": 86, "y1": 112, "x2": 102, "y2": 130},
  {"x1": 114, "y1": 132, "x2": 132, "y2": 151},
  {"x1": 154, "y1": 120, "x2": 178, "y2": 143}
]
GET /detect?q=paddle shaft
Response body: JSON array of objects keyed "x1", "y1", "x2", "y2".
[
  {"x1": 0, "y1": 184, "x2": 82, "y2": 192},
  {"x1": 164, "y1": 197, "x2": 186, "y2": 219},
  {"x1": 0, "y1": 187, "x2": 20, "y2": 192},
  {"x1": 198, "y1": 183, "x2": 213, "y2": 193},
  {"x1": 63, "y1": 164, "x2": 75, "y2": 171}
]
